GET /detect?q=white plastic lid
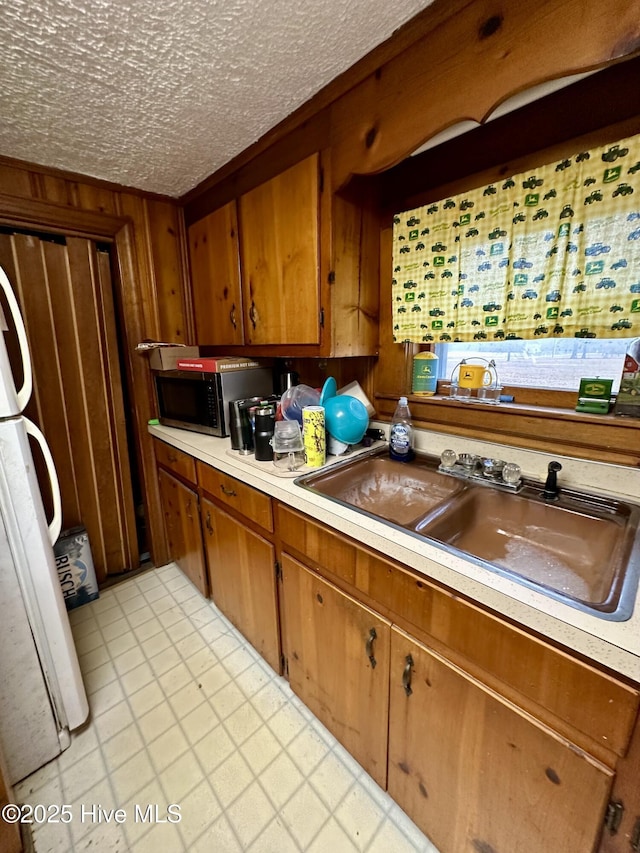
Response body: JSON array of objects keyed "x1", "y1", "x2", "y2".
[{"x1": 399, "y1": 396, "x2": 408, "y2": 405}]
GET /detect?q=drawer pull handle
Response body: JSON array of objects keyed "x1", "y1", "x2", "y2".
[
  {"x1": 220, "y1": 485, "x2": 237, "y2": 497},
  {"x1": 402, "y1": 654, "x2": 414, "y2": 696},
  {"x1": 205, "y1": 510, "x2": 213, "y2": 536},
  {"x1": 167, "y1": 452, "x2": 178, "y2": 463},
  {"x1": 230, "y1": 303, "x2": 237, "y2": 329},
  {"x1": 366, "y1": 627, "x2": 377, "y2": 668}
]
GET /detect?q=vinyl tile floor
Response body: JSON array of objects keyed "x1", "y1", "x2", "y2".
[{"x1": 15, "y1": 562, "x2": 439, "y2": 853}]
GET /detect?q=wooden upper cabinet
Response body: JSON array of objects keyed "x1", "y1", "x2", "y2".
[
  {"x1": 238, "y1": 154, "x2": 320, "y2": 346},
  {"x1": 186, "y1": 152, "x2": 379, "y2": 357},
  {"x1": 188, "y1": 201, "x2": 244, "y2": 346}
]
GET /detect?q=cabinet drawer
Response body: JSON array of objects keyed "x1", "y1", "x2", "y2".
[
  {"x1": 154, "y1": 439, "x2": 196, "y2": 484},
  {"x1": 197, "y1": 462, "x2": 273, "y2": 532},
  {"x1": 277, "y1": 504, "x2": 639, "y2": 759}
]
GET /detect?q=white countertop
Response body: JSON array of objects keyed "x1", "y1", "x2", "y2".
[{"x1": 149, "y1": 422, "x2": 640, "y2": 683}]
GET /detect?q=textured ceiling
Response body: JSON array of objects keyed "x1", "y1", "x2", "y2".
[{"x1": 0, "y1": 0, "x2": 435, "y2": 197}]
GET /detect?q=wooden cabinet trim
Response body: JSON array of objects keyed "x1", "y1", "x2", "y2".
[
  {"x1": 277, "y1": 502, "x2": 639, "y2": 760},
  {"x1": 329, "y1": 0, "x2": 640, "y2": 189}
]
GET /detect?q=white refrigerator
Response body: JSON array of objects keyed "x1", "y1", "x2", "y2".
[{"x1": 0, "y1": 264, "x2": 89, "y2": 784}]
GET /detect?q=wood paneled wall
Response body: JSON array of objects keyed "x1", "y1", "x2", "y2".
[
  {"x1": 179, "y1": 0, "x2": 640, "y2": 467},
  {"x1": 0, "y1": 233, "x2": 139, "y2": 583},
  {"x1": 0, "y1": 157, "x2": 192, "y2": 569}
]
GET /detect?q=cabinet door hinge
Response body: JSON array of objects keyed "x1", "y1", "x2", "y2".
[
  {"x1": 319, "y1": 307, "x2": 325, "y2": 328},
  {"x1": 604, "y1": 800, "x2": 624, "y2": 835},
  {"x1": 327, "y1": 270, "x2": 335, "y2": 284},
  {"x1": 319, "y1": 167, "x2": 324, "y2": 193},
  {"x1": 631, "y1": 816, "x2": 640, "y2": 851},
  {"x1": 275, "y1": 560, "x2": 282, "y2": 581},
  {"x1": 280, "y1": 653, "x2": 289, "y2": 677}
]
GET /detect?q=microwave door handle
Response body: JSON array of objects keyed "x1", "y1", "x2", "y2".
[
  {"x1": 0, "y1": 265, "x2": 32, "y2": 412},
  {"x1": 24, "y1": 416, "x2": 62, "y2": 545}
]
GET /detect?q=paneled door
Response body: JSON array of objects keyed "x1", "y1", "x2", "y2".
[
  {"x1": 388, "y1": 626, "x2": 613, "y2": 853},
  {"x1": 282, "y1": 554, "x2": 391, "y2": 788},
  {"x1": 0, "y1": 231, "x2": 138, "y2": 584}
]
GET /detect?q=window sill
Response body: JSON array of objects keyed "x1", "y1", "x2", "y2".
[{"x1": 374, "y1": 392, "x2": 640, "y2": 467}]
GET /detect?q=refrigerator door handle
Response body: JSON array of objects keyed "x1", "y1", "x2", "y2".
[
  {"x1": 0, "y1": 265, "x2": 33, "y2": 413},
  {"x1": 24, "y1": 417, "x2": 62, "y2": 545}
]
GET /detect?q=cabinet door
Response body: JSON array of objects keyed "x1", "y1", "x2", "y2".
[
  {"x1": 188, "y1": 202, "x2": 244, "y2": 345},
  {"x1": 157, "y1": 468, "x2": 208, "y2": 597},
  {"x1": 282, "y1": 553, "x2": 391, "y2": 788},
  {"x1": 201, "y1": 497, "x2": 280, "y2": 672},
  {"x1": 388, "y1": 626, "x2": 613, "y2": 853},
  {"x1": 238, "y1": 154, "x2": 320, "y2": 345}
]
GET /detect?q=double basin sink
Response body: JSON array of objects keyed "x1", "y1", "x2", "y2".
[{"x1": 295, "y1": 448, "x2": 640, "y2": 621}]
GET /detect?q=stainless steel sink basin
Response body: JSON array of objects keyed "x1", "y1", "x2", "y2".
[
  {"x1": 298, "y1": 453, "x2": 465, "y2": 526},
  {"x1": 415, "y1": 485, "x2": 639, "y2": 616},
  {"x1": 296, "y1": 449, "x2": 640, "y2": 620}
]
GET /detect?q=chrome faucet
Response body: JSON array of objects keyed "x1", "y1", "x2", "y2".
[{"x1": 542, "y1": 461, "x2": 562, "y2": 500}]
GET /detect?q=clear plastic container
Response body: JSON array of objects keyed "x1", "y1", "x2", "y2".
[
  {"x1": 271, "y1": 420, "x2": 304, "y2": 450},
  {"x1": 273, "y1": 449, "x2": 306, "y2": 471},
  {"x1": 271, "y1": 421, "x2": 305, "y2": 471},
  {"x1": 280, "y1": 384, "x2": 321, "y2": 424}
]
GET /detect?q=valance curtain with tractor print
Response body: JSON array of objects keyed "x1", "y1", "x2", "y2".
[{"x1": 391, "y1": 133, "x2": 640, "y2": 343}]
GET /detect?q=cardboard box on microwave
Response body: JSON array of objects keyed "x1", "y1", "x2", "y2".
[{"x1": 149, "y1": 346, "x2": 199, "y2": 371}]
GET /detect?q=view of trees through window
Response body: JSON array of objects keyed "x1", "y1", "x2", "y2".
[{"x1": 436, "y1": 339, "x2": 630, "y2": 392}]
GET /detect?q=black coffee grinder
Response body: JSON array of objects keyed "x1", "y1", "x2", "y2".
[{"x1": 275, "y1": 360, "x2": 300, "y2": 396}]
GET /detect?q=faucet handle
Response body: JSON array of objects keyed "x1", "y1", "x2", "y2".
[{"x1": 502, "y1": 462, "x2": 522, "y2": 486}]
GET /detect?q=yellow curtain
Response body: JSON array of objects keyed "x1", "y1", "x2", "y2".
[{"x1": 392, "y1": 133, "x2": 640, "y2": 343}]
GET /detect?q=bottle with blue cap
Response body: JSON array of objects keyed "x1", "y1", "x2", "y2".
[{"x1": 389, "y1": 396, "x2": 414, "y2": 462}]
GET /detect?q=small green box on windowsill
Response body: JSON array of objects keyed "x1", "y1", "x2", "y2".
[{"x1": 575, "y1": 378, "x2": 613, "y2": 414}]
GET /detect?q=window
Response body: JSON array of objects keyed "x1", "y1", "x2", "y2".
[{"x1": 435, "y1": 338, "x2": 629, "y2": 392}]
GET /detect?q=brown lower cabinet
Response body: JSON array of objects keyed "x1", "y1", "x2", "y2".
[
  {"x1": 277, "y1": 503, "x2": 640, "y2": 853},
  {"x1": 152, "y1": 442, "x2": 640, "y2": 852},
  {"x1": 154, "y1": 441, "x2": 281, "y2": 672},
  {"x1": 156, "y1": 468, "x2": 208, "y2": 597},
  {"x1": 388, "y1": 627, "x2": 612, "y2": 853},
  {"x1": 282, "y1": 553, "x2": 613, "y2": 852},
  {"x1": 283, "y1": 554, "x2": 391, "y2": 788},
  {"x1": 200, "y1": 497, "x2": 280, "y2": 673}
]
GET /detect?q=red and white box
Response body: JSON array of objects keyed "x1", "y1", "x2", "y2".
[{"x1": 176, "y1": 356, "x2": 263, "y2": 373}]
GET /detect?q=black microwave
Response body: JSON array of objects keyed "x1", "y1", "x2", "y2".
[{"x1": 154, "y1": 368, "x2": 274, "y2": 437}]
